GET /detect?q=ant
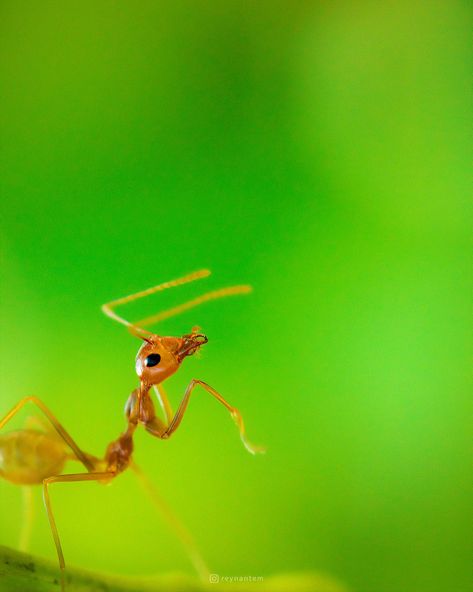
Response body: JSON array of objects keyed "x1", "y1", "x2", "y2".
[{"x1": 0, "y1": 269, "x2": 264, "y2": 590}]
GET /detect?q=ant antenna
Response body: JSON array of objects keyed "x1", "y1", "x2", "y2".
[
  {"x1": 101, "y1": 270, "x2": 252, "y2": 337},
  {"x1": 135, "y1": 285, "x2": 252, "y2": 329},
  {"x1": 101, "y1": 269, "x2": 210, "y2": 337}
]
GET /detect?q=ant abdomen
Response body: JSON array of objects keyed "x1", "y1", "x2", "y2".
[{"x1": 0, "y1": 429, "x2": 67, "y2": 485}]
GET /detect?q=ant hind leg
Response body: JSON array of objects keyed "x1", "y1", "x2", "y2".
[
  {"x1": 43, "y1": 472, "x2": 114, "y2": 591},
  {"x1": 18, "y1": 486, "x2": 34, "y2": 552}
]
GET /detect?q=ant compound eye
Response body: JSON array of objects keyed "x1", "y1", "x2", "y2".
[{"x1": 145, "y1": 353, "x2": 161, "y2": 367}]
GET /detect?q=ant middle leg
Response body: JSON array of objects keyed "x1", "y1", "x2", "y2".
[
  {"x1": 0, "y1": 397, "x2": 96, "y2": 471},
  {"x1": 131, "y1": 462, "x2": 210, "y2": 581}
]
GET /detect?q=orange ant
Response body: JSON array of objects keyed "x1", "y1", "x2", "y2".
[{"x1": 0, "y1": 270, "x2": 264, "y2": 590}]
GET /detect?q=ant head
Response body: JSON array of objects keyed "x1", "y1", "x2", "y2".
[{"x1": 135, "y1": 329, "x2": 208, "y2": 386}]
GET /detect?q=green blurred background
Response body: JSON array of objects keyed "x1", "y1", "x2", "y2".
[{"x1": 1, "y1": 2, "x2": 471, "y2": 591}]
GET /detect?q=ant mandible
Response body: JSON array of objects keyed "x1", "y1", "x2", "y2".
[{"x1": 0, "y1": 269, "x2": 264, "y2": 590}]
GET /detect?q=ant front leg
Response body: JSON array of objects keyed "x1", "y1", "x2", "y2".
[
  {"x1": 153, "y1": 384, "x2": 174, "y2": 425},
  {"x1": 160, "y1": 379, "x2": 265, "y2": 455}
]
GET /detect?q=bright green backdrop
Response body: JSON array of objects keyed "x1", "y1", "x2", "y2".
[{"x1": 1, "y1": 2, "x2": 471, "y2": 592}]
